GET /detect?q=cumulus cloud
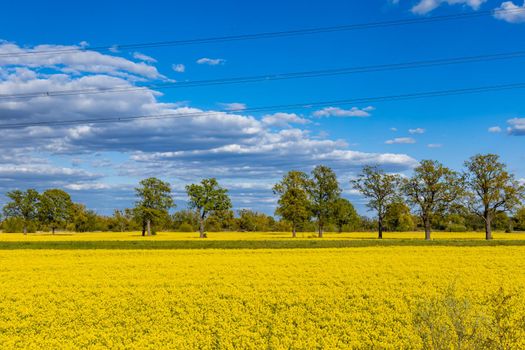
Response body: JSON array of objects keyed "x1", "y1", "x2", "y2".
[
  {"x1": 0, "y1": 42, "x2": 165, "y2": 80},
  {"x1": 427, "y1": 143, "x2": 443, "y2": 148},
  {"x1": 408, "y1": 127, "x2": 425, "y2": 134},
  {"x1": 172, "y1": 63, "x2": 185, "y2": 72},
  {"x1": 262, "y1": 113, "x2": 311, "y2": 127},
  {"x1": 196, "y1": 57, "x2": 225, "y2": 65},
  {"x1": 507, "y1": 118, "x2": 525, "y2": 135},
  {"x1": 385, "y1": 137, "x2": 416, "y2": 144},
  {"x1": 488, "y1": 126, "x2": 502, "y2": 133},
  {"x1": 0, "y1": 40, "x2": 419, "y2": 214},
  {"x1": 411, "y1": 0, "x2": 486, "y2": 14},
  {"x1": 494, "y1": 1, "x2": 525, "y2": 23},
  {"x1": 132, "y1": 52, "x2": 157, "y2": 63},
  {"x1": 313, "y1": 106, "x2": 374, "y2": 118}
]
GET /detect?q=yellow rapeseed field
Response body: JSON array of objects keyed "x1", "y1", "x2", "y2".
[{"x1": 1, "y1": 238, "x2": 525, "y2": 349}]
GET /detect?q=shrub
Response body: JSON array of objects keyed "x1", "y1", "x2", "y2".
[
  {"x1": 2, "y1": 218, "x2": 37, "y2": 233},
  {"x1": 178, "y1": 223, "x2": 194, "y2": 232}
]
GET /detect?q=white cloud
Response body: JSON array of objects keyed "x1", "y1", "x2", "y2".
[
  {"x1": 494, "y1": 1, "x2": 525, "y2": 23},
  {"x1": 427, "y1": 143, "x2": 443, "y2": 148},
  {"x1": 219, "y1": 102, "x2": 247, "y2": 111},
  {"x1": 385, "y1": 137, "x2": 416, "y2": 144},
  {"x1": 172, "y1": 63, "x2": 185, "y2": 73},
  {"x1": 262, "y1": 113, "x2": 311, "y2": 127},
  {"x1": 408, "y1": 128, "x2": 425, "y2": 134},
  {"x1": 507, "y1": 118, "x2": 525, "y2": 135},
  {"x1": 196, "y1": 57, "x2": 226, "y2": 65},
  {"x1": 0, "y1": 42, "x2": 164, "y2": 80},
  {"x1": 64, "y1": 183, "x2": 112, "y2": 191},
  {"x1": 313, "y1": 106, "x2": 374, "y2": 118},
  {"x1": 0, "y1": 40, "x2": 419, "y2": 214},
  {"x1": 411, "y1": 0, "x2": 486, "y2": 14},
  {"x1": 132, "y1": 52, "x2": 157, "y2": 63},
  {"x1": 390, "y1": 127, "x2": 398, "y2": 132},
  {"x1": 488, "y1": 126, "x2": 502, "y2": 133}
]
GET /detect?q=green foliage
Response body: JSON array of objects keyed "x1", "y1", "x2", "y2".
[
  {"x1": 384, "y1": 201, "x2": 415, "y2": 232},
  {"x1": 178, "y1": 223, "x2": 194, "y2": 232},
  {"x1": 515, "y1": 207, "x2": 525, "y2": 231},
  {"x1": 186, "y1": 178, "x2": 232, "y2": 238},
  {"x1": 2, "y1": 217, "x2": 37, "y2": 233},
  {"x1": 3, "y1": 189, "x2": 40, "y2": 234},
  {"x1": 332, "y1": 198, "x2": 359, "y2": 233},
  {"x1": 273, "y1": 170, "x2": 311, "y2": 236},
  {"x1": 38, "y1": 189, "x2": 73, "y2": 233},
  {"x1": 237, "y1": 209, "x2": 276, "y2": 232},
  {"x1": 134, "y1": 177, "x2": 174, "y2": 235},
  {"x1": 308, "y1": 165, "x2": 341, "y2": 237}
]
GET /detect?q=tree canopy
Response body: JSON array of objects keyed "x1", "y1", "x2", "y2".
[{"x1": 186, "y1": 178, "x2": 232, "y2": 238}]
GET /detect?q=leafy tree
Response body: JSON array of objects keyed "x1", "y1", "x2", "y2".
[
  {"x1": 134, "y1": 178, "x2": 174, "y2": 236},
  {"x1": 109, "y1": 209, "x2": 131, "y2": 232},
  {"x1": 237, "y1": 209, "x2": 275, "y2": 232},
  {"x1": 332, "y1": 198, "x2": 359, "y2": 233},
  {"x1": 206, "y1": 209, "x2": 236, "y2": 231},
  {"x1": 186, "y1": 178, "x2": 232, "y2": 238},
  {"x1": 38, "y1": 189, "x2": 73, "y2": 234},
  {"x1": 515, "y1": 207, "x2": 525, "y2": 231},
  {"x1": 352, "y1": 165, "x2": 400, "y2": 239},
  {"x1": 464, "y1": 154, "x2": 525, "y2": 240},
  {"x1": 2, "y1": 189, "x2": 40, "y2": 234},
  {"x1": 171, "y1": 209, "x2": 199, "y2": 231},
  {"x1": 402, "y1": 160, "x2": 465, "y2": 240},
  {"x1": 308, "y1": 165, "x2": 341, "y2": 238},
  {"x1": 384, "y1": 201, "x2": 415, "y2": 232},
  {"x1": 273, "y1": 170, "x2": 311, "y2": 237}
]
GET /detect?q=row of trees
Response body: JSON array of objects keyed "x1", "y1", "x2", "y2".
[
  {"x1": 1, "y1": 154, "x2": 524, "y2": 240},
  {"x1": 273, "y1": 154, "x2": 525, "y2": 240}
]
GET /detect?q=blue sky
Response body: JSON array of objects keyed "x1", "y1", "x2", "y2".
[{"x1": 0, "y1": 0, "x2": 524, "y2": 215}]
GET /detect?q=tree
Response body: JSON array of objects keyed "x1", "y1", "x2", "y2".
[
  {"x1": 464, "y1": 154, "x2": 525, "y2": 240},
  {"x1": 332, "y1": 198, "x2": 359, "y2": 233},
  {"x1": 38, "y1": 189, "x2": 73, "y2": 234},
  {"x1": 514, "y1": 207, "x2": 525, "y2": 231},
  {"x1": 2, "y1": 189, "x2": 40, "y2": 234},
  {"x1": 273, "y1": 170, "x2": 311, "y2": 237},
  {"x1": 134, "y1": 178, "x2": 174, "y2": 236},
  {"x1": 186, "y1": 178, "x2": 232, "y2": 238},
  {"x1": 402, "y1": 160, "x2": 465, "y2": 240},
  {"x1": 308, "y1": 165, "x2": 341, "y2": 238},
  {"x1": 384, "y1": 201, "x2": 415, "y2": 232},
  {"x1": 352, "y1": 165, "x2": 400, "y2": 239}
]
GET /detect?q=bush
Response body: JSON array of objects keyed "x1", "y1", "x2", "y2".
[
  {"x1": 446, "y1": 223, "x2": 467, "y2": 232},
  {"x1": 2, "y1": 218, "x2": 37, "y2": 233},
  {"x1": 178, "y1": 223, "x2": 194, "y2": 232}
]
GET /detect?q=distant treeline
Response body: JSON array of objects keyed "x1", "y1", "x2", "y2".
[{"x1": 1, "y1": 154, "x2": 524, "y2": 239}]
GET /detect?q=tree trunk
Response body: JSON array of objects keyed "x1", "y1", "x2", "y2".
[
  {"x1": 485, "y1": 216, "x2": 493, "y2": 240},
  {"x1": 292, "y1": 224, "x2": 297, "y2": 238},
  {"x1": 146, "y1": 219, "x2": 151, "y2": 236},
  {"x1": 424, "y1": 217, "x2": 431, "y2": 241},
  {"x1": 141, "y1": 226, "x2": 145, "y2": 236},
  {"x1": 52, "y1": 227, "x2": 55, "y2": 234},
  {"x1": 338, "y1": 224, "x2": 343, "y2": 233},
  {"x1": 318, "y1": 224, "x2": 323, "y2": 238},
  {"x1": 23, "y1": 225, "x2": 27, "y2": 235},
  {"x1": 378, "y1": 217, "x2": 383, "y2": 239},
  {"x1": 199, "y1": 218, "x2": 205, "y2": 238}
]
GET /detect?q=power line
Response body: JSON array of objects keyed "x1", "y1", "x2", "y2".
[
  {"x1": 1, "y1": 50, "x2": 525, "y2": 101},
  {"x1": 0, "y1": 7, "x2": 523, "y2": 58},
  {"x1": 1, "y1": 82, "x2": 524, "y2": 130}
]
